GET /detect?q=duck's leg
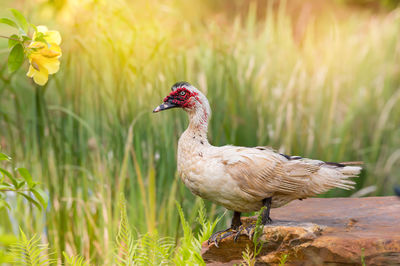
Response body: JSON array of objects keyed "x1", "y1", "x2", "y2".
[
  {"x1": 234, "y1": 197, "x2": 272, "y2": 241},
  {"x1": 208, "y1": 211, "x2": 242, "y2": 247},
  {"x1": 261, "y1": 197, "x2": 273, "y2": 224},
  {"x1": 231, "y1": 211, "x2": 242, "y2": 229}
]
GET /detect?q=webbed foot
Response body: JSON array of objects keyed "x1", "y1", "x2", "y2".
[
  {"x1": 233, "y1": 221, "x2": 256, "y2": 241},
  {"x1": 233, "y1": 217, "x2": 272, "y2": 242},
  {"x1": 207, "y1": 228, "x2": 236, "y2": 247}
]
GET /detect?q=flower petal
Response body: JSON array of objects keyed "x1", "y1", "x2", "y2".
[
  {"x1": 37, "y1": 25, "x2": 48, "y2": 33},
  {"x1": 33, "y1": 67, "x2": 49, "y2": 86},
  {"x1": 45, "y1": 30, "x2": 62, "y2": 45},
  {"x1": 33, "y1": 25, "x2": 48, "y2": 40},
  {"x1": 29, "y1": 53, "x2": 60, "y2": 74},
  {"x1": 26, "y1": 65, "x2": 35, "y2": 77},
  {"x1": 40, "y1": 47, "x2": 61, "y2": 58},
  {"x1": 29, "y1": 54, "x2": 42, "y2": 69},
  {"x1": 47, "y1": 43, "x2": 62, "y2": 57},
  {"x1": 43, "y1": 59, "x2": 60, "y2": 74},
  {"x1": 29, "y1": 41, "x2": 46, "y2": 49}
]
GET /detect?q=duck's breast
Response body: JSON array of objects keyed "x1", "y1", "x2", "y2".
[{"x1": 177, "y1": 144, "x2": 262, "y2": 212}]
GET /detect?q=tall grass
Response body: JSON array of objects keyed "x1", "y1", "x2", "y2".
[{"x1": 0, "y1": 0, "x2": 399, "y2": 263}]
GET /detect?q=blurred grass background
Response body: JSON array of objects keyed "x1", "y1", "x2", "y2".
[{"x1": 0, "y1": 0, "x2": 399, "y2": 263}]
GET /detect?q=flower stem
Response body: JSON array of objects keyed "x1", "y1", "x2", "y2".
[
  {"x1": 0, "y1": 35, "x2": 20, "y2": 41},
  {"x1": 0, "y1": 189, "x2": 30, "y2": 192}
]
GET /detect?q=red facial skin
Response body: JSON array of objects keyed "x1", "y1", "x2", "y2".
[{"x1": 164, "y1": 87, "x2": 199, "y2": 108}]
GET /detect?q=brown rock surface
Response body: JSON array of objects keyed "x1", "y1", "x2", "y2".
[{"x1": 201, "y1": 196, "x2": 400, "y2": 265}]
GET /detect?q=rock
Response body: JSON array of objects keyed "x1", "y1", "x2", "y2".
[{"x1": 201, "y1": 196, "x2": 400, "y2": 265}]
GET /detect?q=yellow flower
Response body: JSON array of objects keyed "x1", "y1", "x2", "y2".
[{"x1": 27, "y1": 26, "x2": 62, "y2": 86}]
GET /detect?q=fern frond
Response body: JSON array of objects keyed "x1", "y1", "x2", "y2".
[
  {"x1": 241, "y1": 208, "x2": 267, "y2": 266},
  {"x1": 134, "y1": 232, "x2": 174, "y2": 265},
  {"x1": 9, "y1": 229, "x2": 56, "y2": 266},
  {"x1": 63, "y1": 251, "x2": 90, "y2": 266},
  {"x1": 242, "y1": 245, "x2": 256, "y2": 266},
  {"x1": 253, "y1": 207, "x2": 265, "y2": 245},
  {"x1": 115, "y1": 193, "x2": 135, "y2": 266},
  {"x1": 173, "y1": 200, "x2": 226, "y2": 265},
  {"x1": 196, "y1": 200, "x2": 225, "y2": 244}
]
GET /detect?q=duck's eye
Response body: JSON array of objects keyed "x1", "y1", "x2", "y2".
[{"x1": 180, "y1": 91, "x2": 186, "y2": 96}]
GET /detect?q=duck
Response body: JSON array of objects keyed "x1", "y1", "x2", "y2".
[{"x1": 153, "y1": 81, "x2": 362, "y2": 246}]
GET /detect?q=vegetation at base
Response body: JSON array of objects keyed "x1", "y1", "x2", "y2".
[
  {"x1": 5, "y1": 195, "x2": 215, "y2": 265},
  {"x1": 241, "y1": 208, "x2": 267, "y2": 266},
  {"x1": 0, "y1": 0, "x2": 399, "y2": 264},
  {"x1": 9, "y1": 229, "x2": 55, "y2": 266},
  {"x1": 279, "y1": 254, "x2": 289, "y2": 266},
  {"x1": 361, "y1": 247, "x2": 366, "y2": 266}
]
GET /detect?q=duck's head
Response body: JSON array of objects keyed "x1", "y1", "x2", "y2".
[{"x1": 153, "y1": 82, "x2": 210, "y2": 116}]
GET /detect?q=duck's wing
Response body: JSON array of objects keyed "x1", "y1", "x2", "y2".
[{"x1": 215, "y1": 146, "x2": 358, "y2": 200}]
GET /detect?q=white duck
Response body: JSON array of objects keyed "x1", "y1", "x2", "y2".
[{"x1": 153, "y1": 81, "x2": 361, "y2": 245}]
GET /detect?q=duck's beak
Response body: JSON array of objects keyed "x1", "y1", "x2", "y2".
[{"x1": 153, "y1": 100, "x2": 179, "y2": 113}]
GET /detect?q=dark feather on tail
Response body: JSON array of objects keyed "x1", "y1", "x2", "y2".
[
  {"x1": 279, "y1": 152, "x2": 363, "y2": 168},
  {"x1": 395, "y1": 187, "x2": 400, "y2": 197}
]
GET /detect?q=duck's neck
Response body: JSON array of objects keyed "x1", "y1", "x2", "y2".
[{"x1": 185, "y1": 104, "x2": 210, "y2": 145}]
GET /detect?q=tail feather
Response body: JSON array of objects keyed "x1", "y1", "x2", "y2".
[
  {"x1": 281, "y1": 155, "x2": 362, "y2": 197},
  {"x1": 339, "y1": 161, "x2": 364, "y2": 166},
  {"x1": 319, "y1": 164, "x2": 361, "y2": 190},
  {"x1": 340, "y1": 165, "x2": 362, "y2": 177},
  {"x1": 302, "y1": 162, "x2": 362, "y2": 196}
]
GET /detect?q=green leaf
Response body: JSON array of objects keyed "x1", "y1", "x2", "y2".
[
  {"x1": 16, "y1": 180, "x2": 25, "y2": 189},
  {"x1": 34, "y1": 32, "x2": 47, "y2": 44},
  {"x1": 30, "y1": 188, "x2": 48, "y2": 209},
  {"x1": 8, "y1": 44, "x2": 24, "y2": 73},
  {"x1": 0, "y1": 184, "x2": 13, "y2": 190},
  {"x1": 17, "y1": 192, "x2": 42, "y2": 210},
  {"x1": 0, "y1": 168, "x2": 18, "y2": 187},
  {"x1": 21, "y1": 35, "x2": 31, "y2": 42},
  {"x1": 0, "y1": 169, "x2": 12, "y2": 179},
  {"x1": 0, "y1": 168, "x2": 17, "y2": 187},
  {"x1": 8, "y1": 34, "x2": 20, "y2": 49},
  {"x1": 0, "y1": 18, "x2": 18, "y2": 29},
  {"x1": 0, "y1": 153, "x2": 11, "y2": 161},
  {"x1": 17, "y1": 168, "x2": 34, "y2": 188},
  {"x1": 10, "y1": 9, "x2": 28, "y2": 33}
]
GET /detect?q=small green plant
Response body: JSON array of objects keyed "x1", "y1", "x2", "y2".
[
  {"x1": 114, "y1": 194, "x2": 220, "y2": 265},
  {"x1": 9, "y1": 229, "x2": 55, "y2": 266},
  {"x1": 6, "y1": 229, "x2": 90, "y2": 266},
  {"x1": 0, "y1": 151, "x2": 48, "y2": 264},
  {"x1": 242, "y1": 207, "x2": 267, "y2": 266},
  {"x1": 63, "y1": 252, "x2": 90, "y2": 266},
  {"x1": 115, "y1": 193, "x2": 174, "y2": 265},
  {"x1": 173, "y1": 200, "x2": 223, "y2": 265},
  {"x1": 242, "y1": 246, "x2": 256, "y2": 266},
  {"x1": 0, "y1": 152, "x2": 48, "y2": 211},
  {"x1": 361, "y1": 248, "x2": 366, "y2": 266},
  {"x1": 115, "y1": 193, "x2": 136, "y2": 265},
  {"x1": 4, "y1": 195, "x2": 220, "y2": 265},
  {"x1": 279, "y1": 253, "x2": 289, "y2": 266}
]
